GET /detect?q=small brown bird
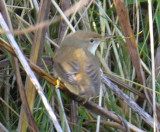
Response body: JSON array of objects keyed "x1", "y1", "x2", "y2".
[{"x1": 54, "y1": 31, "x2": 114, "y2": 97}]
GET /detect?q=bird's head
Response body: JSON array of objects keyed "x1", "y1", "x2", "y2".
[{"x1": 63, "y1": 31, "x2": 114, "y2": 55}]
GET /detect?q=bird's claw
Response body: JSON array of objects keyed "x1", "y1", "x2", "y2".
[{"x1": 56, "y1": 79, "x2": 60, "y2": 88}]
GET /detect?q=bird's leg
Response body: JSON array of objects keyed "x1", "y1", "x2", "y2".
[
  {"x1": 75, "y1": 96, "x2": 89, "y2": 105},
  {"x1": 80, "y1": 97, "x2": 93, "y2": 105}
]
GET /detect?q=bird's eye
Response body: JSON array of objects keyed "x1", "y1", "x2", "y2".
[{"x1": 90, "y1": 39, "x2": 94, "y2": 44}]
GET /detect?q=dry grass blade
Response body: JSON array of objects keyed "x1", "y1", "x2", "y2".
[
  {"x1": 101, "y1": 73, "x2": 160, "y2": 130},
  {"x1": 0, "y1": 122, "x2": 9, "y2": 132},
  {"x1": 0, "y1": 0, "x2": 90, "y2": 35},
  {"x1": 19, "y1": 0, "x2": 51, "y2": 131},
  {"x1": 113, "y1": 0, "x2": 145, "y2": 85},
  {"x1": 107, "y1": 75, "x2": 146, "y2": 98},
  {"x1": 148, "y1": 0, "x2": 157, "y2": 131},
  {"x1": 0, "y1": 38, "x2": 65, "y2": 89},
  {"x1": 0, "y1": 1, "x2": 39, "y2": 131},
  {"x1": 0, "y1": 13, "x2": 63, "y2": 132},
  {"x1": 146, "y1": 46, "x2": 160, "y2": 122}
]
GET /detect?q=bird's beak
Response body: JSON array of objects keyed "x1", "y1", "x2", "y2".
[{"x1": 104, "y1": 35, "x2": 115, "y2": 39}]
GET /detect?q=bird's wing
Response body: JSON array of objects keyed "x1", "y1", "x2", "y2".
[
  {"x1": 55, "y1": 59, "x2": 80, "y2": 85},
  {"x1": 84, "y1": 61, "x2": 100, "y2": 92}
]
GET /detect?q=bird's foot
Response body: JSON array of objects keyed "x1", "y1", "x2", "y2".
[{"x1": 56, "y1": 79, "x2": 60, "y2": 88}]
